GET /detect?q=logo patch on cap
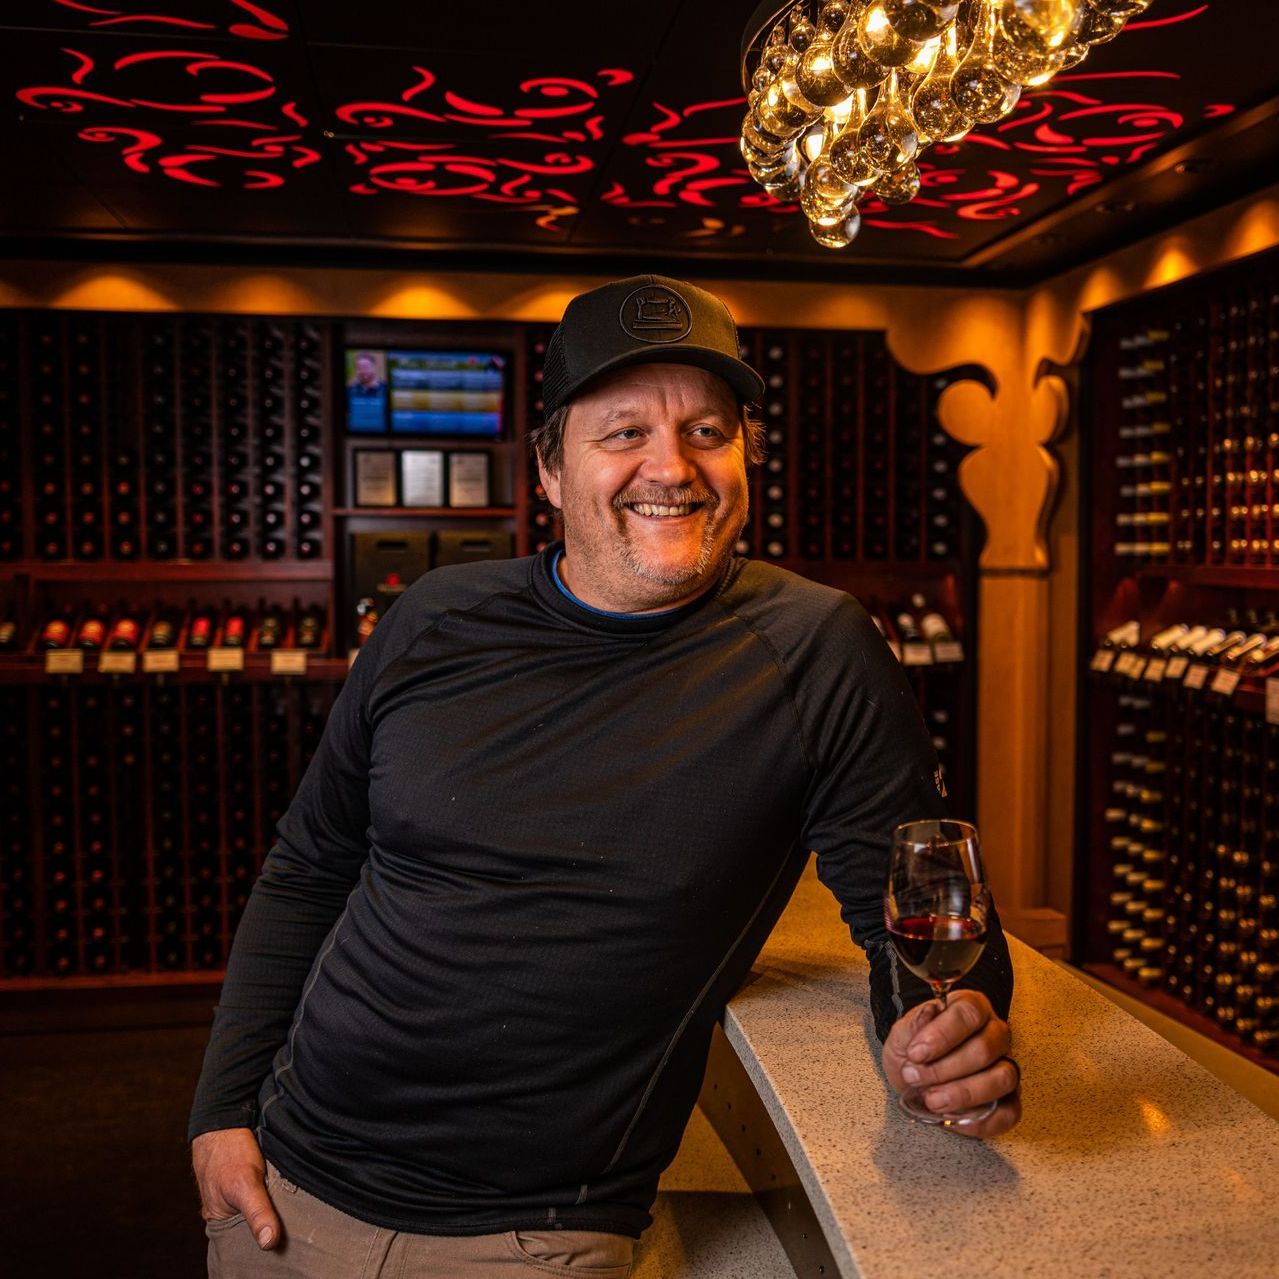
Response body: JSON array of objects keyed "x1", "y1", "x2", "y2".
[{"x1": 619, "y1": 285, "x2": 692, "y2": 344}]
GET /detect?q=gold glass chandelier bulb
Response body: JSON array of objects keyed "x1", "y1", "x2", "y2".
[
  {"x1": 950, "y1": 0, "x2": 1021, "y2": 123},
  {"x1": 801, "y1": 157, "x2": 859, "y2": 226},
  {"x1": 999, "y1": 0, "x2": 1083, "y2": 54},
  {"x1": 1086, "y1": 0, "x2": 1151, "y2": 15},
  {"x1": 802, "y1": 121, "x2": 828, "y2": 162},
  {"x1": 859, "y1": 3, "x2": 926, "y2": 68},
  {"x1": 789, "y1": 10, "x2": 818, "y2": 52},
  {"x1": 828, "y1": 89, "x2": 881, "y2": 184},
  {"x1": 798, "y1": 33, "x2": 860, "y2": 105},
  {"x1": 833, "y1": 14, "x2": 893, "y2": 90},
  {"x1": 874, "y1": 159, "x2": 923, "y2": 204},
  {"x1": 911, "y1": 23, "x2": 970, "y2": 141},
  {"x1": 883, "y1": 0, "x2": 961, "y2": 42},
  {"x1": 809, "y1": 206, "x2": 863, "y2": 247},
  {"x1": 903, "y1": 34, "x2": 943, "y2": 80},
  {"x1": 857, "y1": 69, "x2": 920, "y2": 172},
  {"x1": 818, "y1": 0, "x2": 855, "y2": 34},
  {"x1": 1075, "y1": 4, "x2": 1127, "y2": 45},
  {"x1": 992, "y1": 21, "x2": 1068, "y2": 85}
]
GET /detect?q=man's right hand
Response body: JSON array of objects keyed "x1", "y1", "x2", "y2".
[{"x1": 192, "y1": 1127, "x2": 282, "y2": 1250}]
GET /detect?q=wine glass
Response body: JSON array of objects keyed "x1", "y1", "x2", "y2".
[{"x1": 885, "y1": 817, "x2": 996, "y2": 1127}]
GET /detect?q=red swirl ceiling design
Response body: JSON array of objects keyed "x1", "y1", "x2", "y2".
[
  {"x1": 2, "y1": 0, "x2": 1272, "y2": 264},
  {"x1": 46, "y1": 0, "x2": 289, "y2": 41}
]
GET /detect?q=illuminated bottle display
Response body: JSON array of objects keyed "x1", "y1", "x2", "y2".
[{"x1": 1087, "y1": 265, "x2": 1279, "y2": 1068}]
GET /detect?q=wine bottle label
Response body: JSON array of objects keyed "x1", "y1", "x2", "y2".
[
  {"x1": 98, "y1": 651, "x2": 137, "y2": 675},
  {"x1": 143, "y1": 650, "x2": 180, "y2": 674},
  {"x1": 207, "y1": 647, "x2": 244, "y2": 673},
  {"x1": 1091, "y1": 648, "x2": 1116, "y2": 672},
  {"x1": 1183, "y1": 664, "x2": 1210, "y2": 690},
  {"x1": 1143, "y1": 658, "x2": 1167, "y2": 682},
  {"x1": 1210, "y1": 668, "x2": 1240, "y2": 697},
  {"x1": 44, "y1": 649, "x2": 84, "y2": 675},
  {"x1": 1266, "y1": 678, "x2": 1279, "y2": 727},
  {"x1": 270, "y1": 650, "x2": 307, "y2": 677}
]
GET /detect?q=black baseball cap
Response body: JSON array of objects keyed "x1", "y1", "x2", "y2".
[{"x1": 541, "y1": 275, "x2": 765, "y2": 416}]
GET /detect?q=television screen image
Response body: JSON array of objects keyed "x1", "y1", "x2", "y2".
[
  {"x1": 346, "y1": 349, "x2": 389, "y2": 433},
  {"x1": 387, "y1": 351, "x2": 505, "y2": 437}
]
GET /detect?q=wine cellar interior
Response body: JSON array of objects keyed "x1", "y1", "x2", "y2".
[
  {"x1": 0, "y1": 311, "x2": 979, "y2": 986},
  {"x1": 6, "y1": 1, "x2": 1279, "y2": 1271}
]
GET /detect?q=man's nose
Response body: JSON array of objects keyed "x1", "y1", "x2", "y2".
[{"x1": 638, "y1": 431, "x2": 698, "y2": 486}]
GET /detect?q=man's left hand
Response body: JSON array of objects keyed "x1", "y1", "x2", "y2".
[{"x1": 881, "y1": 990, "x2": 1021, "y2": 1138}]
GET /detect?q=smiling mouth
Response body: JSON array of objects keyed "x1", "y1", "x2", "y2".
[{"x1": 627, "y1": 501, "x2": 701, "y2": 518}]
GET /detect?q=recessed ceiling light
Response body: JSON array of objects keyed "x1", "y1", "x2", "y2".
[
  {"x1": 1174, "y1": 159, "x2": 1217, "y2": 175},
  {"x1": 1097, "y1": 200, "x2": 1136, "y2": 215}
]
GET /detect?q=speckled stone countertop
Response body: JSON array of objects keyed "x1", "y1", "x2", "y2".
[{"x1": 722, "y1": 859, "x2": 1279, "y2": 1279}]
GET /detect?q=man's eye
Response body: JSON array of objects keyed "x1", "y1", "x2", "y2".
[
  {"x1": 608, "y1": 427, "x2": 642, "y2": 441},
  {"x1": 690, "y1": 425, "x2": 726, "y2": 439}
]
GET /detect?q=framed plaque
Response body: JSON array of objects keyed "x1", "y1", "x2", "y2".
[
  {"x1": 401, "y1": 449, "x2": 446, "y2": 508},
  {"x1": 448, "y1": 451, "x2": 491, "y2": 508},
  {"x1": 354, "y1": 449, "x2": 398, "y2": 507}
]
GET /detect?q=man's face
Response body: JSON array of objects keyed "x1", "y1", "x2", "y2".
[
  {"x1": 539, "y1": 363, "x2": 748, "y2": 614},
  {"x1": 355, "y1": 356, "x2": 377, "y2": 386}
]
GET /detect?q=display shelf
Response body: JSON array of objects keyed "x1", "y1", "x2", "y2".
[
  {"x1": 6, "y1": 559, "x2": 335, "y2": 582},
  {"x1": 331, "y1": 507, "x2": 515, "y2": 519},
  {"x1": 0, "y1": 653, "x2": 351, "y2": 684},
  {"x1": 1137, "y1": 565, "x2": 1279, "y2": 589},
  {"x1": 1085, "y1": 963, "x2": 1278, "y2": 1076},
  {"x1": 1076, "y1": 245, "x2": 1279, "y2": 1071}
]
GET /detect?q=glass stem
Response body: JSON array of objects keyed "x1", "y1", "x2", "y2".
[{"x1": 933, "y1": 983, "x2": 949, "y2": 1011}]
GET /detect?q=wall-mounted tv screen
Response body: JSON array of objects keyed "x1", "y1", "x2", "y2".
[
  {"x1": 345, "y1": 349, "x2": 507, "y2": 438},
  {"x1": 389, "y1": 350, "x2": 506, "y2": 436}
]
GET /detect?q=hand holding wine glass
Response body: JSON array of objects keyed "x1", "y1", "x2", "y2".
[{"x1": 885, "y1": 818, "x2": 1004, "y2": 1128}]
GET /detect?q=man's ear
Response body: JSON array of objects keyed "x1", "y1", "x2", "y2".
[{"x1": 537, "y1": 453, "x2": 561, "y2": 510}]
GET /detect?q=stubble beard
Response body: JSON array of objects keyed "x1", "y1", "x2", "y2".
[{"x1": 611, "y1": 486, "x2": 746, "y2": 591}]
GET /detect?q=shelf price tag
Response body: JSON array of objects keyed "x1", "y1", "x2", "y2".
[
  {"x1": 270, "y1": 649, "x2": 307, "y2": 677},
  {"x1": 1210, "y1": 668, "x2": 1240, "y2": 697},
  {"x1": 1267, "y1": 678, "x2": 1279, "y2": 727},
  {"x1": 1090, "y1": 648, "x2": 1115, "y2": 673},
  {"x1": 98, "y1": 652, "x2": 136, "y2": 676},
  {"x1": 207, "y1": 647, "x2": 244, "y2": 673},
  {"x1": 1183, "y1": 664, "x2": 1209, "y2": 690},
  {"x1": 1165, "y1": 656, "x2": 1189, "y2": 680},
  {"x1": 143, "y1": 650, "x2": 180, "y2": 675},
  {"x1": 902, "y1": 642, "x2": 934, "y2": 666},
  {"x1": 44, "y1": 648, "x2": 83, "y2": 676},
  {"x1": 1143, "y1": 658, "x2": 1166, "y2": 683},
  {"x1": 933, "y1": 640, "x2": 964, "y2": 664}
]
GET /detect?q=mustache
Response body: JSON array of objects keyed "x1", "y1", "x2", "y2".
[{"x1": 613, "y1": 486, "x2": 717, "y2": 510}]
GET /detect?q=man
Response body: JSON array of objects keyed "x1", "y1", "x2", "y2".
[
  {"x1": 191, "y1": 275, "x2": 1018, "y2": 1277},
  {"x1": 348, "y1": 351, "x2": 385, "y2": 394}
]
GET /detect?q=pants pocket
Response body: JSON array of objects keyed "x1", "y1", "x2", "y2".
[
  {"x1": 203, "y1": 1212, "x2": 246, "y2": 1236},
  {"x1": 507, "y1": 1229, "x2": 634, "y2": 1276}
]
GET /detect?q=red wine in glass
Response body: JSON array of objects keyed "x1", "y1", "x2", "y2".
[
  {"x1": 885, "y1": 818, "x2": 996, "y2": 1127},
  {"x1": 887, "y1": 914, "x2": 986, "y2": 988}
]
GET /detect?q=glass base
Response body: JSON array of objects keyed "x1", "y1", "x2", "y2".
[{"x1": 897, "y1": 1088, "x2": 998, "y2": 1128}]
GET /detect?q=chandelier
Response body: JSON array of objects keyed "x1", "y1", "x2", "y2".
[{"x1": 739, "y1": 0, "x2": 1153, "y2": 249}]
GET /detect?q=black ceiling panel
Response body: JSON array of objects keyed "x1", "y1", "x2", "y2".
[{"x1": 0, "y1": 0, "x2": 1275, "y2": 283}]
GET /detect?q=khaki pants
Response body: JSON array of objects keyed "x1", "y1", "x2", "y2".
[{"x1": 206, "y1": 1163, "x2": 635, "y2": 1278}]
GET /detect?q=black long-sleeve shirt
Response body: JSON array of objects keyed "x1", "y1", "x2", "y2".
[{"x1": 189, "y1": 545, "x2": 1012, "y2": 1238}]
